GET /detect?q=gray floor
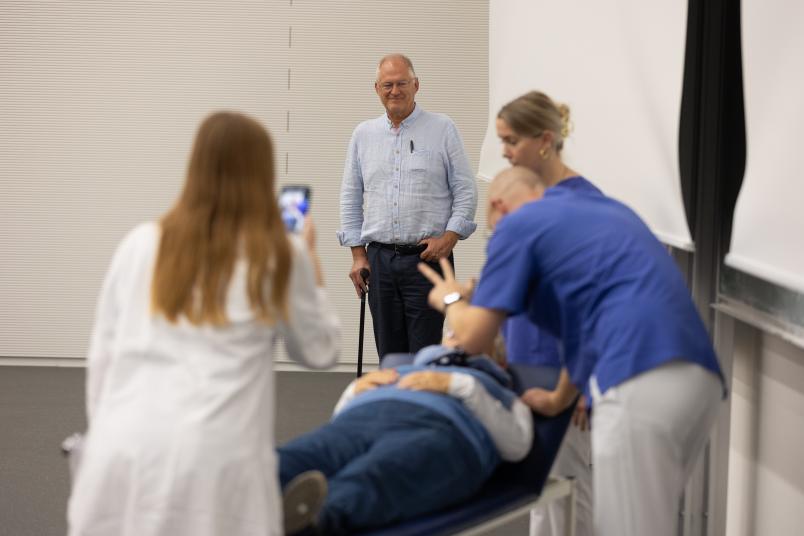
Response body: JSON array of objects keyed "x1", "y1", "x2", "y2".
[{"x1": 0, "y1": 367, "x2": 527, "y2": 535}]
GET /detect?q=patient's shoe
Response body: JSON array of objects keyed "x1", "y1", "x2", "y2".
[{"x1": 283, "y1": 470, "x2": 327, "y2": 535}]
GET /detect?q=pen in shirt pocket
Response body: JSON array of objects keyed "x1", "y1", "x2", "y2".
[{"x1": 410, "y1": 140, "x2": 414, "y2": 153}]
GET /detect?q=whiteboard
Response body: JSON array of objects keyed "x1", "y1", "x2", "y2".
[
  {"x1": 479, "y1": 0, "x2": 693, "y2": 250},
  {"x1": 725, "y1": 0, "x2": 804, "y2": 294}
]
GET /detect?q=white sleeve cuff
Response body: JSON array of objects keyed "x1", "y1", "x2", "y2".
[{"x1": 448, "y1": 371, "x2": 476, "y2": 399}]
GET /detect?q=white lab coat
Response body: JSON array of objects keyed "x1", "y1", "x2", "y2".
[{"x1": 67, "y1": 223, "x2": 340, "y2": 536}]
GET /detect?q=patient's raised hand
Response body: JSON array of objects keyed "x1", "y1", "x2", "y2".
[{"x1": 354, "y1": 369, "x2": 399, "y2": 395}]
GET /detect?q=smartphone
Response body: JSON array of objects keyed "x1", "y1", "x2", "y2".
[{"x1": 279, "y1": 185, "x2": 311, "y2": 233}]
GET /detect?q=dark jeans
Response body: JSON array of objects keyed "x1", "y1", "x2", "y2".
[
  {"x1": 277, "y1": 401, "x2": 486, "y2": 535},
  {"x1": 366, "y1": 244, "x2": 453, "y2": 358}
]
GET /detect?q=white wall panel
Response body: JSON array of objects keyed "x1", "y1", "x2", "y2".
[
  {"x1": 0, "y1": 1, "x2": 289, "y2": 359},
  {"x1": 480, "y1": 0, "x2": 692, "y2": 249},
  {"x1": 0, "y1": 1, "x2": 489, "y2": 367},
  {"x1": 726, "y1": 328, "x2": 804, "y2": 535},
  {"x1": 725, "y1": 0, "x2": 804, "y2": 293}
]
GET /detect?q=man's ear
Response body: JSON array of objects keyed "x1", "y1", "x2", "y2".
[{"x1": 491, "y1": 197, "x2": 509, "y2": 216}]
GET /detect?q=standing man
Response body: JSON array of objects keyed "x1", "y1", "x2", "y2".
[{"x1": 338, "y1": 53, "x2": 477, "y2": 358}]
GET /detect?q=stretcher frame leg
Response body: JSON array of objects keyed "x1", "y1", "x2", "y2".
[{"x1": 455, "y1": 476, "x2": 576, "y2": 536}]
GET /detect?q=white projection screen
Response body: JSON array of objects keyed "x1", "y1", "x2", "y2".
[
  {"x1": 725, "y1": 0, "x2": 804, "y2": 294},
  {"x1": 479, "y1": 0, "x2": 693, "y2": 250}
]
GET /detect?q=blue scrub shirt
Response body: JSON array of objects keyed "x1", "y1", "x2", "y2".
[
  {"x1": 502, "y1": 176, "x2": 602, "y2": 368},
  {"x1": 473, "y1": 179, "x2": 724, "y2": 394}
]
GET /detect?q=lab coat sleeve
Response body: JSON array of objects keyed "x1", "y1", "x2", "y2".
[
  {"x1": 280, "y1": 236, "x2": 341, "y2": 369},
  {"x1": 86, "y1": 265, "x2": 118, "y2": 423},
  {"x1": 85, "y1": 226, "x2": 144, "y2": 423}
]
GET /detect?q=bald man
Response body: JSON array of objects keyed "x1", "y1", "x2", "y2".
[{"x1": 419, "y1": 166, "x2": 726, "y2": 536}]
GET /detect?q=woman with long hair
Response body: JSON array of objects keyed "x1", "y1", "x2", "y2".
[{"x1": 67, "y1": 111, "x2": 340, "y2": 536}]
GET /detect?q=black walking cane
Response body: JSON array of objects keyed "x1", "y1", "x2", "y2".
[{"x1": 357, "y1": 268, "x2": 370, "y2": 377}]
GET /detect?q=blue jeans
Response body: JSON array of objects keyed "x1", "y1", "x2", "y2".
[{"x1": 278, "y1": 400, "x2": 487, "y2": 534}]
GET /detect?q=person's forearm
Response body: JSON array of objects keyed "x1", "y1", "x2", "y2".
[
  {"x1": 553, "y1": 368, "x2": 580, "y2": 410},
  {"x1": 281, "y1": 240, "x2": 340, "y2": 370},
  {"x1": 351, "y1": 245, "x2": 368, "y2": 261},
  {"x1": 442, "y1": 230, "x2": 460, "y2": 245},
  {"x1": 444, "y1": 301, "x2": 502, "y2": 355}
]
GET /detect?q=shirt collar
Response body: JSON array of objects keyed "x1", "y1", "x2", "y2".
[
  {"x1": 546, "y1": 176, "x2": 603, "y2": 197},
  {"x1": 385, "y1": 102, "x2": 422, "y2": 129}
]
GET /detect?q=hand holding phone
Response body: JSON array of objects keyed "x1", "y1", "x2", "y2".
[{"x1": 279, "y1": 185, "x2": 311, "y2": 233}]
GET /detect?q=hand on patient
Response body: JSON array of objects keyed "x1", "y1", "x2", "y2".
[
  {"x1": 354, "y1": 369, "x2": 400, "y2": 395},
  {"x1": 572, "y1": 395, "x2": 589, "y2": 431},
  {"x1": 521, "y1": 368, "x2": 579, "y2": 418},
  {"x1": 397, "y1": 371, "x2": 451, "y2": 394},
  {"x1": 520, "y1": 387, "x2": 564, "y2": 417}
]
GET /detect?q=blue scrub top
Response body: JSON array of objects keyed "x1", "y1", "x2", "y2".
[
  {"x1": 502, "y1": 315, "x2": 561, "y2": 366},
  {"x1": 502, "y1": 177, "x2": 601, "y2": 369},
  {"x1": 473, "y1": 178, "x2": 724, "y2": 394}
]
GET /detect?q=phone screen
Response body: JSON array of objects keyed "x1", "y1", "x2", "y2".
[{"x1": 279, "y1": 186, "x2": 311, "y2": 233}]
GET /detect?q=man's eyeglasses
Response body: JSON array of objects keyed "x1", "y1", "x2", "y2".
[{"x1": 379, "y1": 79, "x2": 415, "y2": 92}]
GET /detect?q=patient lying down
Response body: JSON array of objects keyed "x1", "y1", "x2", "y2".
[{"x1": 278, "y1": 343, "x2": 534, "y2": 535}]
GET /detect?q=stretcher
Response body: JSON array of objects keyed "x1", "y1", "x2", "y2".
[{"x1": 359, "y1": 358, "x2": 578, "y2": 536}]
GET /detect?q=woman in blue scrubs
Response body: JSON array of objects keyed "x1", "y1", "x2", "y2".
[
  {"x1": 419, "y1": 158, "x2": 725, "y2": 536},
  {"x1": 495, "y1": 91, "x2": 595, "y2": 536}
]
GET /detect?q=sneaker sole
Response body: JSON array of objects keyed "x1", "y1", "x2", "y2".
[{"x1": 283, "y1": 470, "x2": 327, "y2": 535}]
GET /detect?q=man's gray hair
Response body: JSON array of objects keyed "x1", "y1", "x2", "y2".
[{"x1": 376, "y1": 53, "x2": 416, "y2": 80}]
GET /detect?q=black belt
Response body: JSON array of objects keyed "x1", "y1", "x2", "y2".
[{"x1": 369, "y1": 242, "x2": 427, "y2": 255}]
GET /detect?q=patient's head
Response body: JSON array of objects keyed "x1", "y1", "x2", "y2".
[
  {"x1": 439, "y1": 329, "x2": 507, "y2": 369},
  {"x1": 487, "y1": 166, "x2": 546, "y2": 230}
]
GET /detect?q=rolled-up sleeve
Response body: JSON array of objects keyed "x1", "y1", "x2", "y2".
[
  {"x1": 337, "y1": 131, "x2": 365, "y2": 247},
  {"x1": 444, "y1": 122, "x2": 478, "y2": 239}
]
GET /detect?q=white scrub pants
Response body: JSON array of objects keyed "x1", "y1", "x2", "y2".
[
  {"x1": 590, "y1": 360, "x2": 722, "y2": 536},
  {"x1": 530, "y1": 422, "x2": 593, "y2": 536}
]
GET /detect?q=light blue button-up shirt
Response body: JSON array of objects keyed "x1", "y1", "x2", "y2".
[{"x1": 338, "y1": 104, "x2": 478, "y2": 247}]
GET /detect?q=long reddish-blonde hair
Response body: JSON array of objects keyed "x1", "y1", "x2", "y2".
[{"x1": 151, "y1": 111, "x2": 291, "y2": 326}]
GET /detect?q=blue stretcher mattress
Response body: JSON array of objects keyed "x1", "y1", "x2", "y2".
[{"x1": 356, "y1": 358, "x2": 576, "y2": 536}]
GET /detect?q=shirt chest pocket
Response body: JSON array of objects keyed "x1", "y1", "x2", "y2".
[{"x1": 407, "y1": 150, "x2": 430, "y2": 174}]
